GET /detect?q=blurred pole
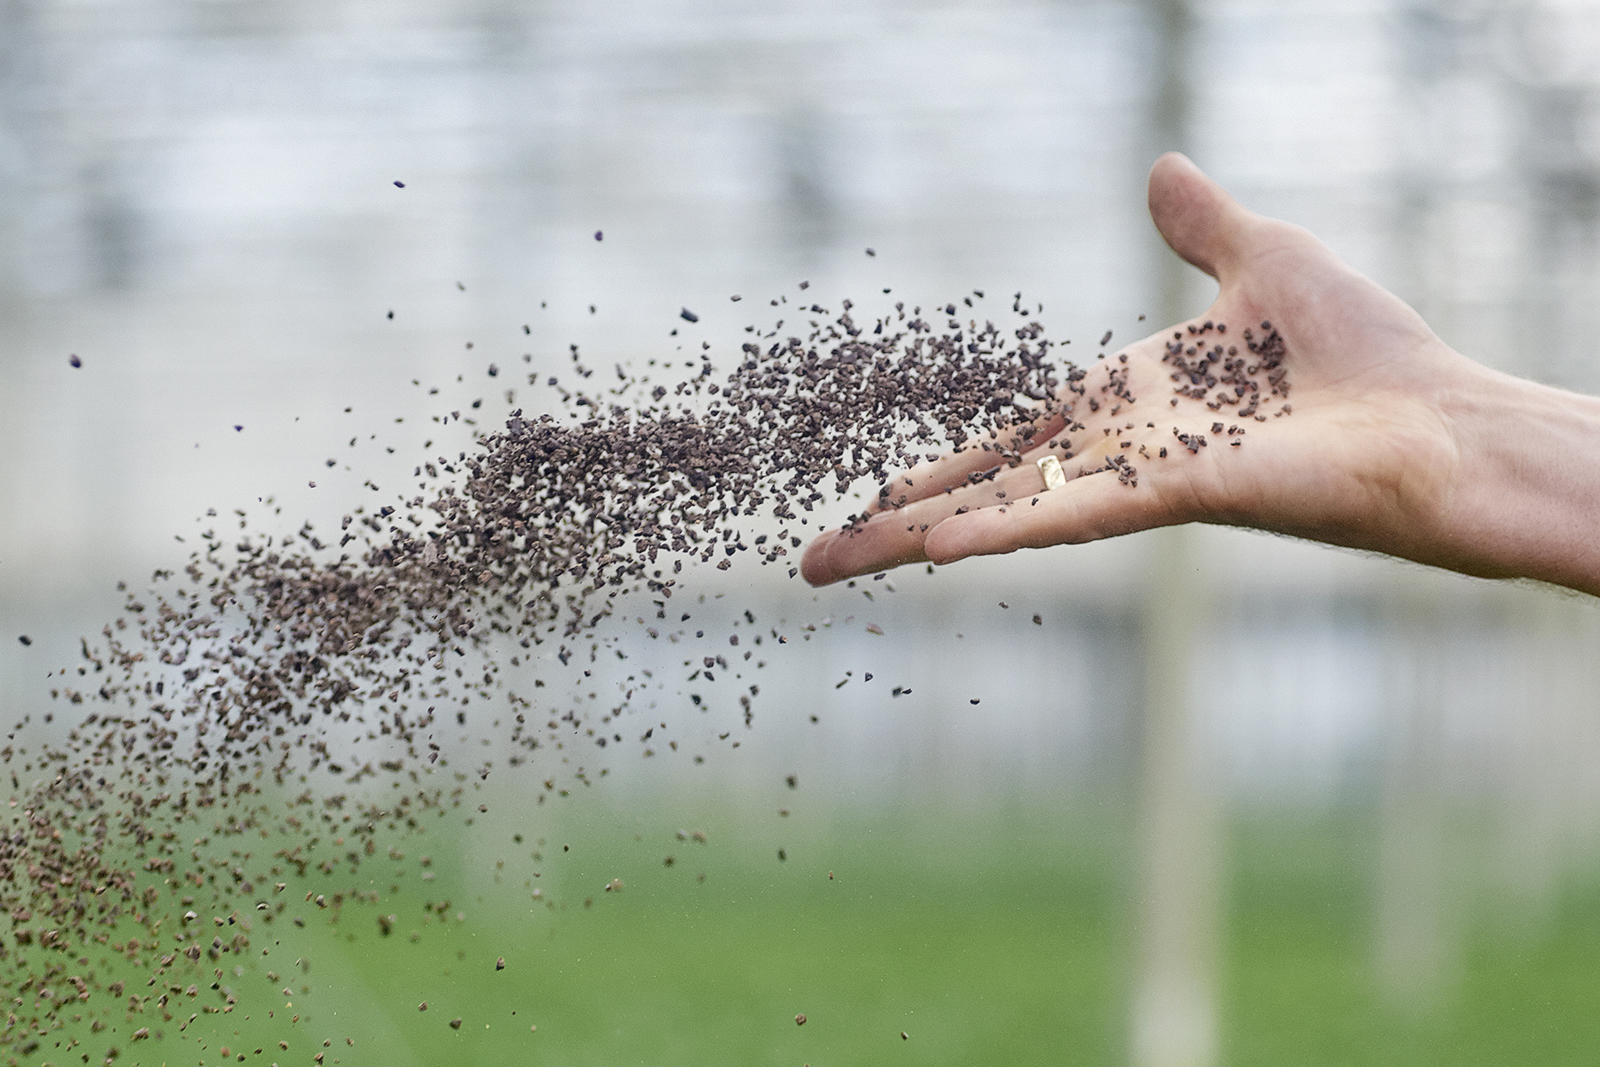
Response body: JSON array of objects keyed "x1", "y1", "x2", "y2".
[
  {"x1": 1373, "y1": 590, "x2": 1456, "y2": 1011},
  {"x1": 1130, "y1": 3, "x2": 1219, "y2": 1067}
]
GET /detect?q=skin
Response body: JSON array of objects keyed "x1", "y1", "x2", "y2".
[{"x1": 801, "y1": 153, "x2": 1600, "y2": 597}]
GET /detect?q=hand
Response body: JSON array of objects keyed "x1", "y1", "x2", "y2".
[{"x1": 801, "y1": 153, "x2": 1600, "y2": 596}]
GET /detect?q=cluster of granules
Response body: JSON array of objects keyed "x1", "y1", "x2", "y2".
[{"x1": 2, "y1": 291, "x2": 1290, "y2": 1064}]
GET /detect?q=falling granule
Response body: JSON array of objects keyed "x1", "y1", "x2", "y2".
[
  {"x1": 0, "y1": 301, "x2": 1293, "y2": 1053},
  {"x1": 496, "y1": 957, "x2": 506, "y2": 971},
  {"x1": 902, "y1": 1031, "x2": 910, "y2": 1040},
  {"x1": 594, "y1": 230, "x2": 603, "y2": 241},
  {"x1": 68, "y1": 353, "x2": 81, "y2": 368},
  {"x1": 795, "y1": 1013, "x2": 807, "y2": 1025},
  {"x1": 450, "y1": 1018, "x2": 463, "y2": 1029},
  {"x1": 15, "y1": 635, "x2": 29, "y2": 646},
  {"x1": 680, "y1": 307, "x2": 699, "y2": 322},
  {"x1": 394, "y1": 180, "x2": 405, "y2": 187}
]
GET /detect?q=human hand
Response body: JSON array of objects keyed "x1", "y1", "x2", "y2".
[{"x1": 801, "y1": 153, "x2": 1600, "y2": 596}]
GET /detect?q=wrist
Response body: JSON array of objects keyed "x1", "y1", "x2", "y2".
[{"x1": 1442, "y1": 362, "x2": 1600, "y2": 596}]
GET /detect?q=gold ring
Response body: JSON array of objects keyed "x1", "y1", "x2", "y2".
[{"x1": 1036, "y1": 455, "x2": 1066, "y2": 491}]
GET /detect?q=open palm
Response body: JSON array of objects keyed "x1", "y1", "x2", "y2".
[{"x1": 803, "y1": 153, "x2": 1595, "y2": 593}]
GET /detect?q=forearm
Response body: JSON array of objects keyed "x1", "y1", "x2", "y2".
[{"x1": 1442, "y1": 365, "x2": 1600, "y2": 596}]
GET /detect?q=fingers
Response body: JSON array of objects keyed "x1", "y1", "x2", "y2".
[
  {"x1": 866, "y1": 412, "x2": 1070, "y2": 514},
  {"x1": 802, "y1": 459, "x2": 1057, "y2": 584},
  {"x1": 1147, "y1": 153, "x2": 1260, "y2": 287},
  {"x1": 924, "y1": 468, "x2": 1181, "y2": 565},
  {"x1": 801, "y1": 435, "x2": 1171, "y2": 584},
  {"x1": 799, "y1": 514, "x2": 925, "y2": 585}
]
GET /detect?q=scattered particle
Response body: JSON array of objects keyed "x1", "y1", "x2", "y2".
[
  {"x1": 0, "y1": 275, "x2": 1294, "y2": 1047},
  {"x1": 394, "y1": 180, "x2": 405, "y2": 187},
  {"x1": 796, "y1": 1014, "x2": 807, "y2": 1025},
  {"x1": 68, "y1": 354, "x2": 82, "y2": 368},
  {"x1": 680, "y1": 308, "x2": 699, "y2": 323},
  {"x1": 594, "y1": 230, "x2": 603, "y2": 241}
]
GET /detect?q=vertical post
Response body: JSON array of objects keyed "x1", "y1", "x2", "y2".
[
  {"x1": 1133, "y1": 528, "x2": 1217, "y2": 1067},
  {"x1": 1130, "y1": 3, "x2": 1220, "y2": 1067},
  {"x1": 1373, "y1": 591, "x2": 1456, "y2": 1010}
]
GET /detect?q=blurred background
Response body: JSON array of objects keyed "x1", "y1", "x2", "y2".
[{"x1": 6, "y1": 0, "x2": 1600, "y2": 1064}]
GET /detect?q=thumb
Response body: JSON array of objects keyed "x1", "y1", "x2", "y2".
[{"x1": 1147, "y1": 152, "x2": 1259, "y2": 287}]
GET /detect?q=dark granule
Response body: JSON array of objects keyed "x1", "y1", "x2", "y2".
[{"x1": 0, "y1": 298, "x2": 1291, "y2": 1052}]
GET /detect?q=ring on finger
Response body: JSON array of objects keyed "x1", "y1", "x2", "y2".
[{"x1": 1036, "y1": 455, "x2": 1067, "y2": 491}]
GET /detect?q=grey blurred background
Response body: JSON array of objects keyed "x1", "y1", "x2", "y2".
[{"x1": 6, "y1": 1, "x2": 1600, "y2": 1065}]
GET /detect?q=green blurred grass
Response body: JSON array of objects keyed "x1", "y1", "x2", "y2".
[{"x1": 35, "y1": 807, "x2": 1600, "y2": 1066}]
